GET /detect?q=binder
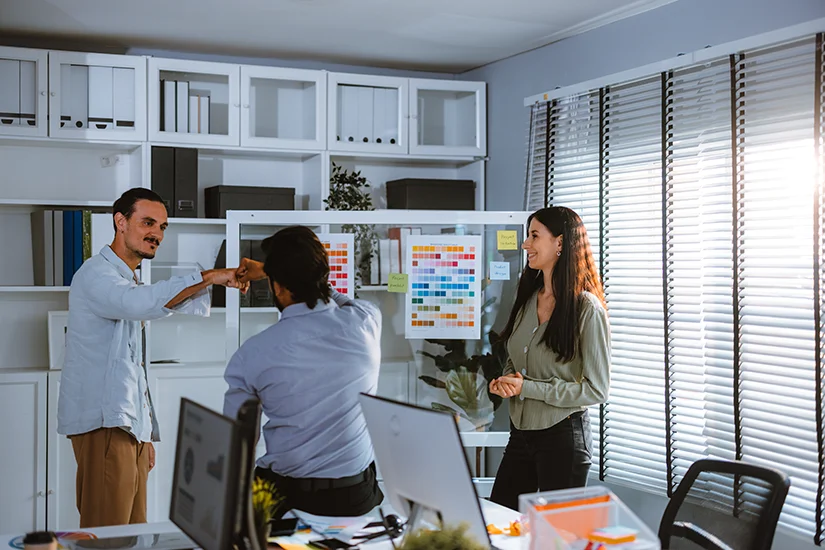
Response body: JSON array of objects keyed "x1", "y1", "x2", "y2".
[
  {"x1": 53, "y1": 211, "x2": 64, "y2": 286},
  {"x1": 151, "y1": 146, "x2": 175, "y2": 213},
  {"x1": 341, "y1": 85, "x2": 358, "y2": 143},
  {"x1": 200, "y1": 95, "x2": 210, "y2": 134},
  {"x1": 73, "y1": 210, "x2": 83, "y2": 274},
  {"x1": 113, "y1": 67, "x2": 135, "y2": 128},
  {"x1": 173, "y1": 147, "x2": 198, "y2": 217},
  {"x1": 59, "y1": 63, "x2": 71, "y2": 128},
  {"x1": 88, "y1": 66, "x2": 114, "y2": 129},
  {"x1": 189, "y1": 95, "x2": 199, "y2": 133},
  {"x1": 357, "y1": 86, "x2": 374, "y2": 143},
  {"x1": 372, "y1": 87, "x2": 386, "y2": 144},
  {"x1": 31, "y1": 210, "x2": 54, "y2": 286},
  {"x1": 63, "y1": 210, "x2": 75, "y2": 285},
  {"x1": 0, "y1": 59, "x2": 20, "y2": 126},
  {"x1": 386, "y1": 88, "x2": 398, "y2": 144},
  {"x1": 176, "y1": 81, "x2": 189, "y2": 134},
  {"x1": 69, "y1": 64, "x2": 89, "y2": 129},
  {"x1": 161, "y1": 80, "x2": 176, "y2": 131},
  {"x1": 19, "y1": 60, "x2": 36, "y2": 127}
]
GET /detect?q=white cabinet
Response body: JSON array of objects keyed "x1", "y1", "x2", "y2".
[
  {"x1": 328, "y1": 73, "x2": 409, "y2": 154},
  {"x1": 0, "y1": 46, "x2": 48, "y2": 137},
  {"x1": 409, "y1": 79, "x2": 486, "y2": 157},
  {"x1": 0, "y1": 371, "x2": 47, "y2": 534},
  {"x1": 146, "y1": 365, "x2": 228, "y2": 522},
  {"x1": 48, "y1": 51, "x2": 147, "y2": 142},
  {"x1": 46, "y1": 372, "x2": 80, "y2": 531},
  {"x1": 240, "y1": 65, "x2": 326, "y2": 151},
  {"x1": 148, "y1": 57, "x2": 240, "y2": 147}
]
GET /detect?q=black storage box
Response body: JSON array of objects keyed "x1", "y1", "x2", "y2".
[
  {"x1": 205, "y1": 185, "x2": 295, "y2": 219},
  {"x1": 386, "y1": 178, "x2": 475, "y2": 210}
]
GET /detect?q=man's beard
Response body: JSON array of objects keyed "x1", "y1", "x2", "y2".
[{"x1": 130, "y1": 238, "x2": 158, "y2": 260}]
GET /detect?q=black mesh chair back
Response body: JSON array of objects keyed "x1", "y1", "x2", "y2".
[{"x1": 658, "y1": 459, "x2": 790, "y2": 550}]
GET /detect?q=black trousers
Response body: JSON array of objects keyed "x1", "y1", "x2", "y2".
[
  {"x1": 490, "y1": 410, "x2": 592, "y2": 511},
  {"x1": 255, "y1": 462, "x2": 384, "y2": 519}
]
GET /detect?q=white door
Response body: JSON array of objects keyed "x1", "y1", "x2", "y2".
[
  {"x1": 327, "y1": 73, "x2": 408, "y2": 154},
  {"x1": 0, "y1": 371, "x2": 47, "y2": 534},
  {"x1": 0, "y1": 46, "x2": 48, "y2": 137},
  {"x1": 148, "y1": 57, "x2": 240, "y2": 147},
  {"x1": 48, "y1": 51, "x2": 147, "y2": 142},
  {"x1": 409, "y1": 79, "x2": 486, "y2": 157},
  {"x1": 46, "y1": 372, "x2": 80, "y2": 531},
  {"x1": 240, "y1": 65, "x2": 326, "y2": 151},
  {"x1": 146, "y1": 365, "x2": 228, "y2": 522}
]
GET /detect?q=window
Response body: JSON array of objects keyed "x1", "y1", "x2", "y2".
[{"x1": 524, "y1": 33, "x2": 825, "y2": 542}]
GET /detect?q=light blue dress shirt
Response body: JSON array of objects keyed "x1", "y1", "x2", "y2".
[
  {"x1": 57, "y1": 246, "x2": 203, "y2": 443},
  {"x1": 223, "y1": 290, "x2": 382, "y2": 479}
]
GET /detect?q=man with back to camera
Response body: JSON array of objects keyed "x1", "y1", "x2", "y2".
[
  {"x1": 225, "y1": 225, "x2": 384, "y2": 517},
  {"x1": 57, "y1": 187, "x2": 248, "y2": 528}
]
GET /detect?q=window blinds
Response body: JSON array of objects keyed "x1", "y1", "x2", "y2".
[
  {"x1": 523, "y1": 30, "x2": 825, "y2": 543},
  {"x1": 544, "y1": 92, "x2": 604, "y2": 475},
  {"x1": 734, "y1": 38, "x2": 819, "y2": 537},
  {"x1": 524, "y1": 103, "x2": 549, "y2": 211}
]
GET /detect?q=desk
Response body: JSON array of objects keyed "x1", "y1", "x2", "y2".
[{"x1": 0, "y1": 500, "x2": 523, "y2": 550}]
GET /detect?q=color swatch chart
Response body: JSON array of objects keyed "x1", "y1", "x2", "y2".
[
  {"x1": 405, "y1": 234, "x2": 482, "y2": 340},
  {"x1": 320, "y1": 233, "x2": 354, "y2": 298}
]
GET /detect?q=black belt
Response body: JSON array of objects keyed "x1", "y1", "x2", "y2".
[{"x1": 269, "y1": 463, "x2": 373, "y2": 492}]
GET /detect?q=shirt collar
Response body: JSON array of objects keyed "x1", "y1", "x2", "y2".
[
  {"x1": 100, "y1": 245, "x2": 137, "y2": 281},
  {"x1": 280, "y1": 299, "x2": 336, "y2": 320}
]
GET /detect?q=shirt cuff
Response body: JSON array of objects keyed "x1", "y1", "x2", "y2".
[
  {"x1": 185, "y1": 270, "x2": 204, "y2": 287},
  {"x1": 521, "y1": 379, "x2": 546, "y2": 402}
]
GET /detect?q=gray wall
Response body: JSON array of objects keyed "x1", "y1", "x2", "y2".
[{"x1": 460, "y1": 0, "x2": 825, "y2": 211}]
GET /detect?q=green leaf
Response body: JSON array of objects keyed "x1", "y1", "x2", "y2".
[
  {"x1": 444, "y1": 368, "x2": 494, "y2": 429},
  {"x1": 418, "y1": 375, "x2": 447, "y2": 389},
  {"x1": 431, "y1": 402, "x2": 459, "y2": 415}
]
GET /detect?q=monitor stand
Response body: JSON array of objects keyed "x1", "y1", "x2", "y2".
[{"x1": 400, "y1": 499, "x2": 445, "y2": 546}]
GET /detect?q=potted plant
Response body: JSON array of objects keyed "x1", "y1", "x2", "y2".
[
  {"x1": 324, "y1": 162, "x2": 378, "y2": 293},
  {"x1": 397, "y1": 523, "x2": 488, "y2": 550},
  {"x1": 251, "y1": 476, "x2": 284, "y2": 548}
]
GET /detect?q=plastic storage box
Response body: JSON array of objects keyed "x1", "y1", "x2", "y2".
[{"x1": 519, "y1": 486, "x2": 660, "y2": 550}]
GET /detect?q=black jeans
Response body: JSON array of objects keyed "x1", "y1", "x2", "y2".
[
  {"x1": 255, "y1": 463, "x2": 384, "y2": 519},
  {"x1": 490, "y1": 410, "x2": 592, "y2": 511}
]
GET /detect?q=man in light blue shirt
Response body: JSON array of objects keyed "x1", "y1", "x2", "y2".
[
  {"x1": 225, "y1": 225, "x2": 384, "y2": 517},
  {"x1": 58, "y1": 188, "x2": 246, "y2": 528}
]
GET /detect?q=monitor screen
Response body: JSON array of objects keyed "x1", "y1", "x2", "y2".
[
  {"x1": 358, "y1": 393, "x2": 491, "y2": 548},
  {"x1": 170, "y1": 398, "x2": 241, "y2": 550}
]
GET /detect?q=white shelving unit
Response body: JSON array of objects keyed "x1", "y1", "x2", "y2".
[{"x1": 0, "y1": 43, "x2": 489, "y2": 530}]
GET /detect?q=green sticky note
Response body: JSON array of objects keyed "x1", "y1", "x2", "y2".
[
  {"x1": 388, "y1": 273, "x2": 409, "y2": 293},
  {"x1": 497, "y1": 230, "x2": 518, "y2": 250}
]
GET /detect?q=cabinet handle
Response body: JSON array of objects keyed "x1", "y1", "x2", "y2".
[
  {"x1": 40, "y1": 91, "x2": 46, "y2": 96},
  {"x1": 38, "y1": 491, "x2": 45, "y2": 497},
  {"x1": 50, "y1": 92, "x2": 56, "y2": 97},
  {"x1": 48, "y1": 490, "x2": 54, "y2": 495},
  {"x1": 243, "y1": 104, "x2": 250, "y2": 109},
  {"x1": 234, "y1": 103, "x2": 240, "y2": 108}
]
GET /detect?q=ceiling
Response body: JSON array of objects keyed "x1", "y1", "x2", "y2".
[{"x1": 0, "y1": 0, "x2": 676, "y2": 73}]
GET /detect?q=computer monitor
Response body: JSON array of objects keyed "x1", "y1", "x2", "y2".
[
  {"x1": 358, "y1": 393, "x2": 492, "y2": 548},
  {"x1": 170, "y1": 398, "x2": 246, "y2": 550}
]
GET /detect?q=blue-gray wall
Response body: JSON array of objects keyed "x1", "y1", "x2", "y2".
[{"x1": 461, "y1": 0, "x2": 825, "y2": 211}]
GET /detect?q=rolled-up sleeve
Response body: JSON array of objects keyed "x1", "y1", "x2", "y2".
[
  {"x1": 521, "y1": 301, "x2": 610, "y2": 407},
  {"x1": 82, "y1": 269, "x2": 202, "y2": 321}
]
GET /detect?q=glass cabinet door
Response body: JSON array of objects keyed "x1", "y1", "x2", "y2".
[
  {"x1": 409, "y1": 79, "x2": 486, "y2": 157},
  {"x1": 0, "y1": 46, "x2": 47, "y2": 137}
]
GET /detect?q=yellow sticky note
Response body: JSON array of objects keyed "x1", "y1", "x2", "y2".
[
  {"x1": 387, "y1": 273, "x2": 409, "y2": 293},
  {"x1": 497, "y1": 230, "x2": 518, "y2": 250}
]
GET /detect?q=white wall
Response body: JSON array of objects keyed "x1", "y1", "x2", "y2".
[{"x1": 460, "y1": 0, "x2": 825, "y2": 211}]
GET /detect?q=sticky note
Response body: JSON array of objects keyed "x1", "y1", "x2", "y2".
[
  {"x1": 490, "y1": 261, "x2": 510, "y2": 280},
  {"x1": 387, "y1": 273, "x2": 409, "y2": 293},
  {"x1": 497, "y1": 230, "x2": 518, "y2": 250}
]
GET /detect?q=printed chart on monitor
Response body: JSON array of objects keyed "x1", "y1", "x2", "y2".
[
  {"x1": 320, "y1": 233, "x2": 355, "y2": 298},
  {"x1": 405, "y1": 234, "x2": 482, "y2": 340}
]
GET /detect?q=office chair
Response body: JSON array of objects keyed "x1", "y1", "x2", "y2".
[{"x1": 659, "y1": 459, "x2": 790, "y2": 550}]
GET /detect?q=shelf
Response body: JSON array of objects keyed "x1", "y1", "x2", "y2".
[
  {"x1": 330, "y1": 150, "x2": 486, "y2": 166},
  {"x1": 166, "y1": 217, "x2": 227, "y2": 227},
  {"x1": 0, "y1": 134, "x2": 143, "y2": 152},
  {"x1": 190, "y1": 144, "x2": 323, "y2": 160},
  {"x1": 0, "y1": 286, "x2": 70, "y2": 292},
  {"x1": 0, "y1": 199, "x2": 112, "y2": 208},
  {"x1": 359, "y1": 285, "x2": 389, "y2": 292}
]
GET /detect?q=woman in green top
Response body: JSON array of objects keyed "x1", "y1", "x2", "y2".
[{"x1": 489, "y1": 206, "x2": 610, "y2": 510}]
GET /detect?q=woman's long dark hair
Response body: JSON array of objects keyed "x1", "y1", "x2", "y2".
[{"x1": 499, "y1": 206, "x2": 605, "y2": 363}]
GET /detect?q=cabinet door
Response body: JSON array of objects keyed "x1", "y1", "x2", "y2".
[
  {"x1": 46, "y1": 372, "x2": 80, "y2": 531},
  {"x1": 0, "y1": 371, "x2": 47, "y2": 534},
  {"x1": 328, "y1": 73, "x2": 409, "y2": 154},
  {"x1": 148, "y1": 57, "x2": 240, "y2": 147},
  {"x1": 146, "y1": 365, "x2": 228, "y2": 522},
  {"x1": 0, "y1": 46, "x2": 48, "y2": 137},
  {"x1": 48, "y1": 51, "x2": 147, "y2": 142},
  {"x1": 240, "y1": 65, "x2": 326, "y2": 151},
  {"x1": 409, "y1": 79, "x2": 486, "y2": 157}
]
